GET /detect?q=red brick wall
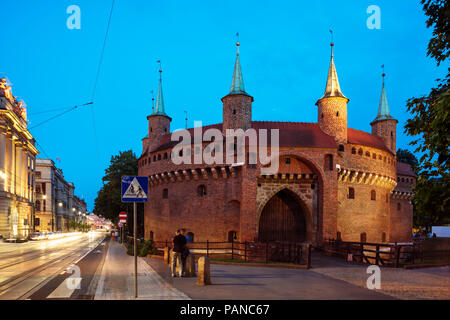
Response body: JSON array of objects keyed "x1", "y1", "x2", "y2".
[
  {"x1": 371, "y1": 119, "x2": 397, "y2": 154},
  {"x1": 222, "y1": 94, "x2": 253, "y2": 132},
  {"x1": 317, "y1": 97, "x2": 348, "y2": 144}
]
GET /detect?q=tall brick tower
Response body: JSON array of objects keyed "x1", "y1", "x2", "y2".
[
  {"x1": 147, "y1": 66, "x2": 171, "y2": 152},
  {"x1": 370, "y1": 72, "x2": 397, "y2": 154},
  {"x1": 316, "y1": 42, "x2": 349, "y2": 144},
  {"x1": 222, "y1": 40, "x2": 253, "y2": 132}
]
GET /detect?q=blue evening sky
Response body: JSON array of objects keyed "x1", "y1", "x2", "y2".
[{"x1": 1, "y1": 0, "x2": 447, "y2": 211}]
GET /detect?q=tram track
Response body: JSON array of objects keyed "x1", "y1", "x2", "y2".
[{"x1": 0, "y1": 235, "x2": 105, "y2": 299}]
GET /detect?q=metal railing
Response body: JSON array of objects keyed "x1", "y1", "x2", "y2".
[{"x1": 154, "y1": 240, "x2": 312, "y2": 268}]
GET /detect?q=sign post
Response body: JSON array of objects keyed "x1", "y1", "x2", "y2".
[{"x1": 121, "y1": 176, "x2": 148, "y2": 299}]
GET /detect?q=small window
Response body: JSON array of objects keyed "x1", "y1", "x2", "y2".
[
  {"x1": 35, "y1": 218, "x2": 40, "y2": 227},
  {"x1": 153, "y1": 155, "x2": 156, "y2": 161},
  {"x1": 390, "y1": 131, "x2": 393, "y2": 137},
  {"x1": 164, "y1": 128, "x2": 167, "y2": 133},
  {"x1": 162, "y1": 188, "x2": 168, "y2": 199},
  {"x1": 148, "y1": 157, "x2": 151, "y2": 163},
  {"x1": 228, "y1": 231, "x2": 237, "y2": 242},
  {"x1": 336, "y1": 111, "x2": 339, "y2": 117},
  {"x1": 285, "y1": 158, "x2": 291, "y2": 164},
  {"x1": 179, "y1": 150, "x2": 183, "y2": 157},
  {"x1": 378, "y1": 155, "x2": 382, "y2": 160},
  {"x1": 337, "y1": 232, "x2": 342, "y2": 241},
  {"x1": 150, "y1": 127, "x2": 153, "y2": 132},
  {"x1": 197, "y1": 185, "x2": 207, "y2": 197},
  {"x1": 348, "y1": 187, "x2": 355, "y2": 199},
  {"x1": 365, "y1": 151, "x2": 370, "y2": 157},
  {"x1": 382, "y1": 232, "x2": 386, "y2": 243},
  {"x1": 325, "y1": 154, "x2": 333, "y2": 171},
  {"x1": 371, "y1": 190, "x2": 376, "y2": 201},
  {"x1": 158, "y1": 154, "x2": 161, "y2": 160},
  {"x1": 360, "y1": 232, "x2": 367, "y2": 243},
  {"x1": 358, "y1": 149, "x2": 363, "y2": 156},
  {"x1": 149, "y1": 231, "x2": 154, "y2": 241},
  {"x1": 351, "y1": 147, "x2": 356, "y2": 154},
  {"x1": 397, "y1": 202, "x2": 401, "y2": 211},
  {"x1": 321, "y1": 113, "x2": 324, "y2": 119},
  {"x1": 164, "y1": 153, "x2": 168, "y2": 159},
  {"x1": 233, "y1": 109, "x2": 236, "y2": 115},
  {"x1": 338, "y1": 145, "x2": 344, "y2": 152},
  {"x1": 372, "y1": 153, "x2": 377, "y2": 159}
]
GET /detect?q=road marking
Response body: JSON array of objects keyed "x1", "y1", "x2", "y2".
[{"x1": 46, "y1": 278, "x2": 79, "y2": 299}]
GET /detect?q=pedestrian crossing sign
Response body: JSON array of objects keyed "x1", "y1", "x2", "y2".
[{"x1": 121, "y1": 176, "x2": 148, "y2": 203}]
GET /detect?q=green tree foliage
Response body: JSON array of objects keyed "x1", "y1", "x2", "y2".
[
  {"x1": 404, "y1": 0, "x2": 450, "y2": 227},
  {"x1": 93, "y1": 150, "x2": 140, "y2": 225},
  {"x1": 397, "y1": 149, "x2": 419, "y2": 172}
]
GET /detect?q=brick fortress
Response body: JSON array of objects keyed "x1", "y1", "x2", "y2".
[{"x1": 138, "y1": 41, "x2": 416, "y2": 246}]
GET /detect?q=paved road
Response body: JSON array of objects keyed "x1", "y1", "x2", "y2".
[{"x1": 0, "y1": 231, "x2": 107, "y2": 300}]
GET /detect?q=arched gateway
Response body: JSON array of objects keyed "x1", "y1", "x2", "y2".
[{"x1": 258, "y1": 189, "x2": 306, "y2": 243}]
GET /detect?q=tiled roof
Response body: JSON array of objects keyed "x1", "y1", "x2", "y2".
[
  {"x1": 397, "y1": 162, "x2": 417, "y2": 177},
  {"x1": 147, "y1": 122, "x2": 392, "y2": 155},
  {"x1": 347, "y1": 128, "x2": 393, "y2": 154}
]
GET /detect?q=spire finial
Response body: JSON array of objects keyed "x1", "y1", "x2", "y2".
[
  {"x1": 374, "y1": 65, "x2": 394, "y2": 121},
  {"x1": 152, "y1": 60, "x2": 168, "y2": 116},
  {"x1": 184, "y1": 110, "x2": 188, "y2": 129},
  {"x1": 229, "y1": 34, "x2": 246, "y2": 94},
  {"x1": 319, "y1": 34, "x2": 347, "y2": 100}
]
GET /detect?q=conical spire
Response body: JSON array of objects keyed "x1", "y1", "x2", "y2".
[
  {"x1": 230, "y1": 39, "x2": 246, "y2": 94},
  {"x1": 320, "y1": 42, "x2": 347, "y2": 100},
  {"x1": 374, "y1": 72, "x2": 393, "y2": 121},
  {"x1": 152, "y1": 64, "x2": 168, "y2": 116}
]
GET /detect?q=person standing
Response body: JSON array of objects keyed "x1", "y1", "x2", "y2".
[{"x1": 172, "y1": 229, "x2": 187, "y2": 277}]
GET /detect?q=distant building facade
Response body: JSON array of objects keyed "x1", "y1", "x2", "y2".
[
  {"x1": 0, "y1": 78, "x2": 39, "y2": 239},
  {"x1": 35, "y1": 159, "x2": 86, "y2": 232},
  {"x1": 138, "y1": 42, "x2": 415, "y2": 245}
]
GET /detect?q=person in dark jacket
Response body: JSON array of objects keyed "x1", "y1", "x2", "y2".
[{"x1": 172, "y1": 230, "x2": 187, "y2": 277}]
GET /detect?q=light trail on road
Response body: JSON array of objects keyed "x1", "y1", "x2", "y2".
[{"x1": 0, "y1": 231, "x2": 106, "y2": 300}]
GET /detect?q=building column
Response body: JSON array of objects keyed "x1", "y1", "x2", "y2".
[{"x1": 0, "y1": 127, "x2": 6, "y2": 191}]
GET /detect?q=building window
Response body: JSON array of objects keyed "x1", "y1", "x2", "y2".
[
  {"x1": 228, "y1": 231, "x2": 237, "y2": 242},
  {"x1": 36, "y1": 200, "x2": 41, "y2": 211},
  {"x1": 337, "y1": 232, "x2": 342, "y2": 241},
  {"x1": 35, "y1": 218, "x2": 40, "y2": 227},
  {"x1": 397, "y1": 202, "x2": 401, "y2": 211},
  {"x1": 372, "y1": 153, "x2": 377, "y2": 159},
  {"x1": 365, "y1": 151, "x2": 370, "y2": 157},
  {"x1": 371, "y1": 190, "x2": 376, "y2": 201},
  {"x1": 348, "y1": 187, "x2": 355, "y2": 199},
  {"x1": 164, "y1": 153, "x2": 168, "y2": 159},
  {"x1": 321, "y1": 113, "x2": 324, "y2": 119},
  {"x1": 336, "y1": 111, "x2": 339, "y2": 117},
  {"x1": 153, "y1": 155, "x2": 156, "y2": 161},
  {"x1": 378, "y1": 155, "x2": 382, "y2": 160},
  {"x1": 285, "y1": 158, "x2": 291, "y2": 164},
  {"x1": 360, "y1": 232, "x2": 367, "y2": 243},
  {"x1": 36, "y1": 171, "x2": 41, "y2": 178},
  {"x1": 233, "y1": 109, "x2": 236, "y2": 115},
  {"x1": 197, "y1": 185, "x2": 207, "y2": 197},
  {"x1": 325, "y1": 154, "x2": 333, "y2": 171},
  {"x1": 158, "y1": 154, "x2": 161, "y2": 160},
  {"x1": 382, "y1": 232, "x2": 386, "y2": 243},
  {"x1": 179, "y1": 150, "x2": 183, "y2": 157},
  {"x1": 150, "y1": 127, "x2": 152, "y2": 132},
  {"x1": 149, "y1": 231, "x2": 154, "y2": 241},
  {"x1": 162, "y1": 188, "x2": 168, "y2": 199},
  {"x1": 358, "y1": 148, "x2": 363, "y2": 156},
  {"x1": 351, "y1": 147, "x2": 356, "y2": 154}
]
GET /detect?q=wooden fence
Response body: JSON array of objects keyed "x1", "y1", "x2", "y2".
[
  {"x1": 323, "y1": 238, "x2": 424, "y2": 268},
  {"x1": 154, "y1": 240, "x2": 312, "y2": 268}
]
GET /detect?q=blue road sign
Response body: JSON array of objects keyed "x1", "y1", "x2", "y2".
[{"x1": 121, "y1": 176, "x2": 148, "y2": 203}]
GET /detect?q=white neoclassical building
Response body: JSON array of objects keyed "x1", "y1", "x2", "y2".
[{"x1": 0, "y1": 78, "x2": 39, "y2": 239}]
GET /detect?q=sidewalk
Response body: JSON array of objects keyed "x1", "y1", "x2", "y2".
[{"x1": 94, "y1": 240, "x2": 190, "y2": 300}]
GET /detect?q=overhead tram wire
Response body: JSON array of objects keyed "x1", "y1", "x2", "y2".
[
  {"x1": 89, "y1": 0, "x2": 116, "y2": 157},
  {"x1": 29, "y1": 102, "x2": 93, "y2": 130}
]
